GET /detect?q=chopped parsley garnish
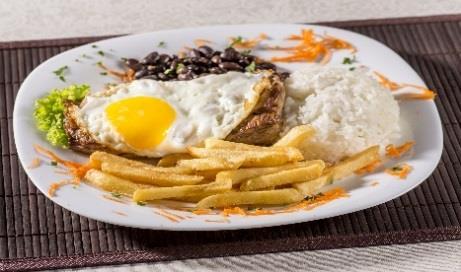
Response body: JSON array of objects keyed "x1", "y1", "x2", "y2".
[
  {"x1": 82, "y1": 54, "x2": 92, "y2": 59},
  {"x1": 91, "y1": 44, "x2": 98, "y2": 48},
  {"x1": 392, "y1": 166, "x2": 403, "y2": 171},
  {"x1": 50, "y1": 160, "x2": 58, "y2": 166},
  {"x1": 97, "y1": 50, "x2": 105, "y2": 56},
  {"x1": 157, "y1": 41, "x2": 166, "y2": 48},
  {"x1": 349, "y1": 67, "x2": 356, "y2": 71},
  {"x1": 111, "y1": 192, "x2": 122, "y2": 198},
  {"x1": 96, "y1": 61, "x2": 103, "y2": 67},
  {"x1": 229, "y1": 36, "x2": 244, "y2": 47},
  {"x1": 241, "y1": 49, "x2": 252, "y2": 55},
  {"x1": 245, "y1": 61, "x2": 256, "y2": 73},
  {"x1": 100, "y1": 72, "x2": 108, "y2": 76},
  {"x1": 52, "y1": 65, "x2": 69, "y2": 82},
  {"x1": 342, "y1": 56, "x2": 356, "y2": 65},
  {"x1": 136, "y1": 201, "x2": 147, "y2": 206},
  {"x1": 175, "y1": 63, "x2": 185, "y2": 73},
  {"x1": 164, "y1": 67, "x2": 174, "y2": 75}
]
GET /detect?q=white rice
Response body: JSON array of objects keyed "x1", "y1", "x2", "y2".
[{"x1": 284, "y1": 65, "x2": 400, "y2": 162}]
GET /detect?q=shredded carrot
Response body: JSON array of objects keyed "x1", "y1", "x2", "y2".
[
  {"x1": 221, "y1": 207, "x2": 246, "y2": 217},
  {"x1": 194, "y1": 39, "x2": 212, "y2": 47},
  {"x1": 48, "y1": 178, "x2": 79, "y2": 197},
  {"x1": 374, "y1": 72, "x2": 436, "y2": 100},
  {"x1": 370, "y1": 181, "x2": 380, "y2": 187},
  {"x1": 385, "y1": 163, "x2": 412, "y2": 179},
  {"x1": 97, "y1": 62, "x2": 134, "y2": 82},
  {"x1": 268, "y1": 29, "x2": 355, "y2": 64},
  {"x1": 355, "y1": 159, "x2": 382, "y2": 175},
  {"x1": 34, "y1": 145, "x2": 90, "y2": 179},
  {"x1": 113, "y1": 211, "x2": 127, "y2": 216},
  {"x1": 386, "y1": 141, "x2": 415, "y2": 159},
  {"x1": 102, "y1": 194, "x2": 126, "y2": 204},
  {"x1": 192, "y1": 208, "x2": 212, "y2": 215},
  {"x1": 154, "y1": 211, "x2": 181, "y2": 223},
  {"x1": 229, "y1": 33, "x2": 269, "y2": 49},
  {"x1": 248, "y1": 209, "x2": 274, "y2": 216},
  {"x1": 284, "y1": 188, "x2": 349, "y2": 213},
  {"x1": 27, "y1": 157, "x2": 42, "y2": 169}
]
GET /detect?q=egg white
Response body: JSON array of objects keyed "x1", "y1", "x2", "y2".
[{"x1": 75, "y1": 72, "x2": 265, "y2": 157}]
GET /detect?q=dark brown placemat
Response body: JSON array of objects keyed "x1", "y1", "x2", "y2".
[{"x1": 1, "y1": 14, "x2": 461, "y2": 271}]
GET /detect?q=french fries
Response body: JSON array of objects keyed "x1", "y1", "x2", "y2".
[
  {"x1": 196, "y1": 189, "x2": 304, "y2": 208},
  {"x1": 177, "y1": 157, "x2": 244, "y2": 171},
  {"x1": 273, "y1": 124, "x2": 315, "y2": 147},
  {"x1": 187, "y1": 147, "x2": 303, "y2": 167},
  {"x1": 100, "y1": 161, "x2": 204, "y2": 187},
  {"x1": 81, "y1": 125, "x2": 383, "y2": 212},
  {"x1": 240, "y1": 161, "x2": 325, "y2": 191},
  {"x1": 133, "y1": 178, "x2": 232, "y2": 202},
  {"x1": 294, "y1": 145, "x2": 380, "y2": 195},
  {"x1": 157, "y1": 153, "x2": 193, "y2": 167},
  {"x1": 204, "y1": 138, "x2": 304, "y2": 161},
  {"x1": 90, "y1": 151, "x2": 192, "y2": 174},
  {"x1": 84, "y1": 169, "x2": 144, "y2": 196},
  {"x1": 216, "y1": 161, "x2": 319, "y2": 185}
]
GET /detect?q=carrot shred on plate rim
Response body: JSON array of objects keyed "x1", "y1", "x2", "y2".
[
  {"x1": 386, "y1": 141, "x2": 415, "y2": 159},
  {"x1": 374, "y1": 72, "x2": 436, "y2": 100},
  {"x1": 385, "y1": 163, "x2": 412, "y2": 179}
]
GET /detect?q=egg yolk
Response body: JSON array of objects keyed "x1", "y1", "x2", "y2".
[{"x1": 105, "y1": 96, "x2": 176, "y2": 149}]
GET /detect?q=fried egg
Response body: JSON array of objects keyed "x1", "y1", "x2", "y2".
[{"x1": 74, "y1": 72, "x2": 265, "y2": 157}]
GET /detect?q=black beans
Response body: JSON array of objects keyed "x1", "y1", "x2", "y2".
[
  {"x1": 129, "y1": 45, "x2": 283, "y2": 81},
  {"x1": 219, "y1": 62, "x2": 242, "y2": 71}
]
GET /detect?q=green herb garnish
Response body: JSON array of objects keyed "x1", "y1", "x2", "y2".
[
  {"x1": 349, "y1": 67, "x2": 356, "y2": 71},
  {"x1": 97, "y1": 50, "x2": 105, "y2": 56},
  {"x1": 34, "y1": 84, "x2": 90, "y2": 147},
  {"x1": 52, "y1": 65, "x2": 69, "y2": 82},
  {"x1": 342, "y1": 56, "x2": 356, "y2": 65},
  {"x1": 82, "y1": 54, "x2": 92, "y2": 59},
  {"x1": 50, "y1": 161, "x2": 58, "y2": 166},
  {"x1": 111, "y1": 192, "x2": 122, "y2": 198},
  {"x1": 175, "y1": 63, "x2": 185, "y2": 73},
  {"x1": 164, "y1": 67, "x2": 174, "y2": 75},
  {"x1": 136, "y1": 201, "x2": 147, "y2": 206},
  {"x1": 241, "y1": 49, "x2": 252, "y2": 55},
  {"x1": 157, "y1": 41, "x2": 166, "y2": 48},
  {"x1": 245, "y1": 61, "x2": 256, "y2": 73},
  {"x1": 229, "y1": 36, "x2": 243, "y2": 47},
  {"x1": 91, "y1": 44, "x2": 98, "y2": 48},
  {"x1": 392, "y1": 166, "x2": 403, "y2": 171},
  {"x1": 100, "y1": 72, "x2": 108, "y2": 76}
]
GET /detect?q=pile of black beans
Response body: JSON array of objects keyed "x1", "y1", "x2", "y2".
[{"x1": 123, "y1": 46, "x2": 281, "y2": 81}]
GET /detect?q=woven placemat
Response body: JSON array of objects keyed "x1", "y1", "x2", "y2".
[{"x1": 1, "y1": 14, "x2": 461, "y2": 271}]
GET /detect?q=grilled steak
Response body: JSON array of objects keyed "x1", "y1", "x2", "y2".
[
  {"x1": 63, "y1": 73, "x2": 287, "y2": 155},
  {"x1": 225, "y1": 74, "x2": 286, "y2": 145}
]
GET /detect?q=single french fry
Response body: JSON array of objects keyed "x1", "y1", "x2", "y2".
[
  {"x1": 294, "y1": 145, "x2": 380, "y2": 195},
  {"x1": 90, "y1": 151, "x2": 192, "y2": 174},
  {"x1": 101, "y1": 162, "x2": 204, "y2": 186},
  {"x1": 177, "y1": 157, "x2": 244, "y2": 171},
  {"x1": 188, "y1": 147, "x2": 302, "y2": 167},
  {"x1": 196, "y1": 188, "x2": 304, "y2": 208},
  {"x1": 273, "y1": 125, "x2": 316, "y2": 147},
  {"x1": 132, "y1": 178, "x2": 232, "y2": 201},
  {"x1": 84, "y1": 169, "x2": 144, "y2": 196},
  {"x1": 203, "y1": 138, "x2": 304, "y2": 161},
  {"x1": 216, "y1": 160, "x2": 322, "y2": 185},
  {"x1": 240, "y1": 161, "x2": 325, "y2": 191},
  {"x1": 157, "y1": 153, "x2": 193, "y2": 167}
]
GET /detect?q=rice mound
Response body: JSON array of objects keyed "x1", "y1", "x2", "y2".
[{"x1": 284, "y1": 65, "x2": 400, "y2": 163}]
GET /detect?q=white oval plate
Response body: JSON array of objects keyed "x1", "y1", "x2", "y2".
[{"x1": 13, "y1": 24, "x2": 443, "y2": 231}]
